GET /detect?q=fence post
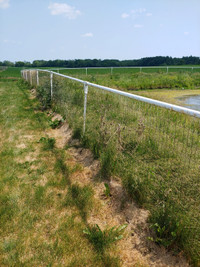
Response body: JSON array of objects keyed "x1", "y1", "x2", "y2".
[
  {"x1": 30, "y1": 70, "x2": 32, "y2": 85},
  {"x1": 111, "y1": 67, "x2": 113, "y2": 75},
  {"x1": 167, "y1": 67, "x2": 169, "y2": 74},
  {"x1": 50, "y1": 71, "x2": 53, "y2": 100},
  {"x1": 140, "y1": 67, "x2": 142, "y2": 73},
  {"x1": 83, "y1": 82, "x2": 88, "y2": 134},
  {"x1": 36, "y1": 70, "x2": 39, "y2": 86},
  {"x1": 86, "y1": 68, "x2": 88, "y2": 76}
]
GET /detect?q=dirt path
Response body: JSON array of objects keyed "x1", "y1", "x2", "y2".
[{"x1": 47, "y1": 113, "x2": 189, "y2": 267}]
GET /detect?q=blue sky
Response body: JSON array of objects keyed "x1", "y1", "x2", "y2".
[{"x1": 0, "y1": 0, "x2": 200, "y2": 62}]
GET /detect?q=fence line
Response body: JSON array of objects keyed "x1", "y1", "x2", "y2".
[
  {"x1": 21, "y1": 66, "x2": 200, "y2": 76},
  {"x1": 22, "y1": 68, "x2": 200, "y2": 119},
  {"x1": 52, "y1": 66, "x2": 200, "y2": 75}
]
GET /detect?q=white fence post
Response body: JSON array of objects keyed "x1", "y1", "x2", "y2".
[
  {"x1": 86, "y1": 68, "x2": 88, "y2": 76},
  {"x1": 50, "y1": 72, "x2": 53, "y2": 100},
  {"x1": 37, "y1": 70, "x2": 39, "y2": 86},
  {"x1": 140, "y1": 67, "x2": 142, "y2": 73},
  {"x1": 111, "y1": 67, "x2": 113, "y2": 75},
  {"x1": 83, "y1": 82, "x2": 88, "y2": 134},
  {"x1": 30, "y1": 70, "x2": 32, "y2": 85}
]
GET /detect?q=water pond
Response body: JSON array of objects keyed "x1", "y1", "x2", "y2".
[{"x1": 176, "y1": 94, "x2": 200, "y2": 111}]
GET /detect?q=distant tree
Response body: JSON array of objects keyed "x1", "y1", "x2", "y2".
[
  {"x1": 1, "y1": 56, "x2": 200, "y2": 68},
  {"x1": 15, "y1": 61, "x2": 25, "y2": 67},
  {"x1": 3, "y1": 60, "x2": 14, "y2": 67}
]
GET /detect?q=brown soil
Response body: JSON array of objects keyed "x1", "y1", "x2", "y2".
[{"x1": 46, "y1": 113, "x2": 190, "y2": 267}]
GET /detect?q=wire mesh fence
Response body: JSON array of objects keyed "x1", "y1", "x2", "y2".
[{"x1": 23, "y1": 69, "x2": 200, "y2": 261}]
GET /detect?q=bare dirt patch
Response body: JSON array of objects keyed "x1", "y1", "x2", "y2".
[{"x1": 16, "y1": 143, "x2": 26, "y2": 149}]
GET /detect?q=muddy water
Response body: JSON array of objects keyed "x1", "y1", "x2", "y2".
[{"x1": 177, "y1": 94, "x2": 200, "y2": 111}]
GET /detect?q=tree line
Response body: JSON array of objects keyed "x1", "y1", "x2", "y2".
[{"x1": 1, "y1": 56, "x2": 200, "y2": 68}]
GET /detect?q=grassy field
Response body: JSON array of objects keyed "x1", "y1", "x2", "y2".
[
  {"x1": 57, "y1": 66, "x2": 200, "y2": 76},
  {"x1": 1, "y1": 65, "x2": 200, "y2": 80},
  {"x1": 31, "y1": 70, "x2": 200, "y2": 265},
  {"x1": 0, "y1": 67, "x2": 23, "y2": 79},
  {"x1": 0, "y1": 79, "x2": 130, "y2": 266},
  {"x1": 56, "y1": 71, "x2": 200, "y2": 92}
]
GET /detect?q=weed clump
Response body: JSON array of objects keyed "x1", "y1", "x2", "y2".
[
  {"x1": 39, "y1": 137, "x2": 55, "y2": 150},
  {"x1": 83, "y1": 224, "x2": 127, "y2": 253},
  {"x1": 49, "y1": 118, "x2": 63, "y2": 129}
]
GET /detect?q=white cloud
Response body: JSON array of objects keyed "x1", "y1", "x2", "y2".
[
  {"x1": 121, "y1": 8, "x2": 152, "y2": 20},
  {"x1": 184, "y1": 31, "x2": 189, "y2": 35},
  {"x1": 81, "y1": 32, "x2": 93, "y2": 38},
  {"x1": 2, "y1": 39, "x2": 21, "y2": 45},
  {"x1": 121, "y1": 13, "x2": 130, "y2": 19},
  {"x1": 131, "y1": 8, "x2": 146, "y2": 14},
  {"x1": 48, "y1": 3, "x2": 81, "y2": 19},
  {"x1": 0, "y1": 0, "x2": 10, "y2": 9},
  {"x1": 134, "y1": 24, "x2": 143, "y2": 28}
]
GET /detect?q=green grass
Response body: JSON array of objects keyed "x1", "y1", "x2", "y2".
[
  {"x1": 0, "y1": 67, "x2": 23, "y2": 78},
  {"x1": 34, "y1": 73, "x2": 200, "y2": 265},
  {"x1": 0, "y1": 79, "x2": 124, "y2": 266},
  {"x1": 59, "y1": 66, "x2": 200, "y2": 77},
  {"x1": 52, "y1": 68, "x2": 200, "y2": 94}
]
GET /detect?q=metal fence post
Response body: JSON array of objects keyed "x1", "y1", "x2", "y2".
[
  {"x1": 111, "y1": 67, "x2": 113, "y2": 75},
  {"x1": 83, "y1": 82, "x2": 88, "y2": 134},
  {"x1": 86, "y1": 68, "x2": 88, "y2": 76},
  {"x1": 37, "y1": 70, "x2": 39, "y2": 86},
  {"x1": 140, "y1": 67, "x2": 142, "y2": 73},
  {"x1": 50, "y1": 72, "x2": 53, "y2": 100}
]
